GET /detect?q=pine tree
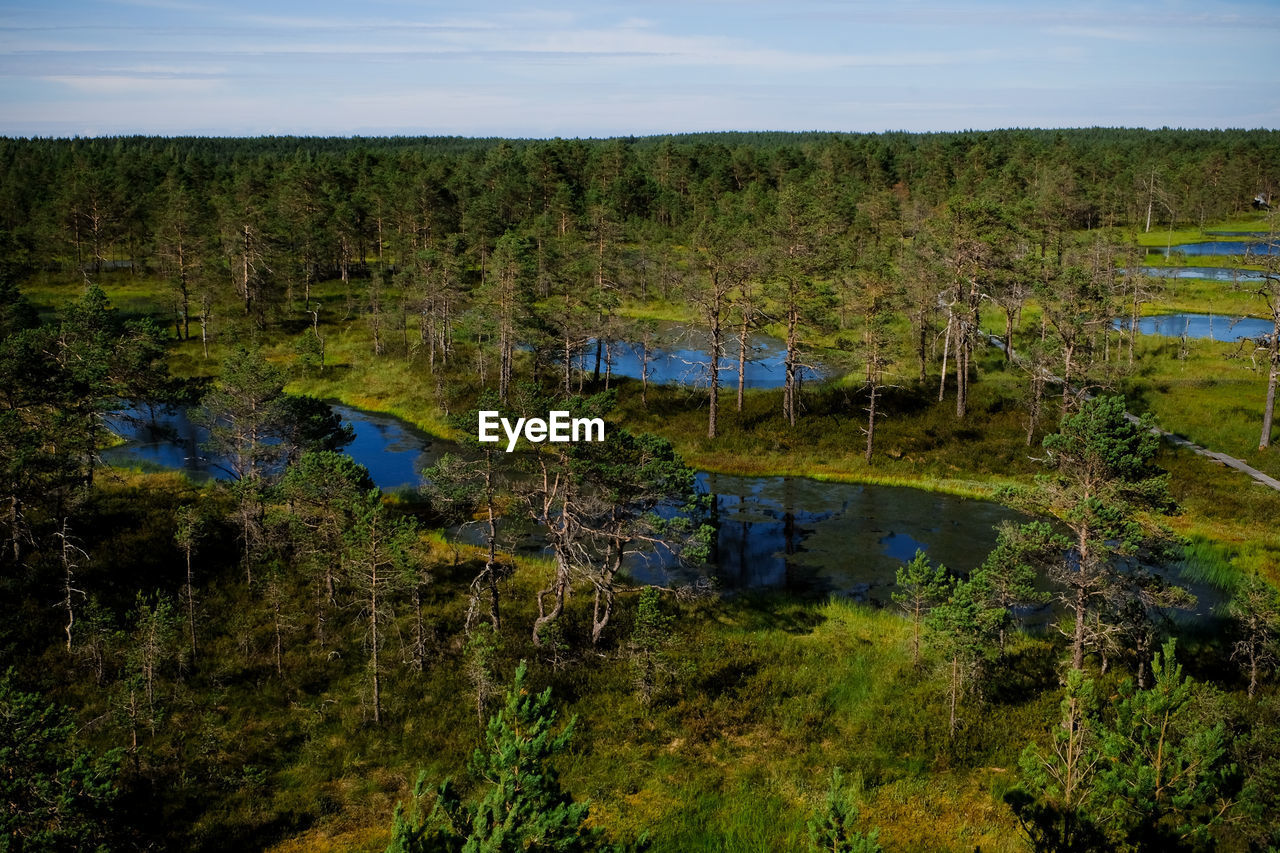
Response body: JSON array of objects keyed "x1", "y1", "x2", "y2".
[
  {"x1": 892, "y1": 549, "x2": 950, "y2": 667},
  {"x1": 1007, "y1": 669, "x2": 1109, "y2": 853},
  {"x1": 173, "y1": 504, "x2": 204, "y2": 659},
  {"x1": 387, "y1": 661, "x2": 614, "y2": 853},
  {"x1": 628, "y1": 587, "x2": 673, "y2": 707},
  {"x1": 197, "y1": 345, "x2": 289, "y2": 481},
  {"x1": 971, "y1": 520, "x2": 1060, "y2": 652},
  {"x1": 807, "y1": 767, "x2": 883, "y2": 853},
  {"x1": 1228, "y1": 574, "x2": 1280, "y2": 698},
  {"x1": 926, "y1": 577, "x2": 1002, "y2": 737},
  {"x1": 345, "y1": 490, "x2": 420, "y2": 724},
  {"x1": 464, "y1": 622, "x2": 503, "y2": 729},
  {"x1": 1008, "y1": 395, "x2": 1176, "y2": 672},
  {"x1": 0, "y1": 671, "x2": 121, "y2": 853},
  {"x1": 1092, "y1": 640, "x2": 1232, "y2": 850}
]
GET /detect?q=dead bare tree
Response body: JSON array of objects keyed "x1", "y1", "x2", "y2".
[{"x1": 54, "y1": 519, "x2": 87, "y2": 653}]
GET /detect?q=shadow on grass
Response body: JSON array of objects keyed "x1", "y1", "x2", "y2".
[
  {"x1": 987, "y1": 641, "x2": 1061, "y2": 706},
  {"x1": 715, "y1": 592, "x2": 829, "y2": 635}
]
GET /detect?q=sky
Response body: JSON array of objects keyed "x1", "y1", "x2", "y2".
[{"x1": 1, "y1": 0, "x2": 1278, "y2": 138}]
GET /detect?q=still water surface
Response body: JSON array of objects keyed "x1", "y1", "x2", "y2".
[
  {"x1": 1134, "y1": 266, "x2": 1266, "y2": 282},
  {"x1": 1116, "y1": 313, "x2": 1273, "y2": 342},
  {"x1": 573, "y1": 323, "x2": 832, "y2": 389},
  {"x1": 103, "y1": 405, "x2": 1020, "y2": 602},
  {"x1": 1160, "y1": 241, "x2": 1277, "y2": 257},
  {"x1": 104, "y1": 405, "x2": 1217, "y2": 617}
]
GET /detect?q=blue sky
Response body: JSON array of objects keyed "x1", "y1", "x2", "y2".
[{"x1": 1, "y1": 0, "x2": 1278, "y2": 137}]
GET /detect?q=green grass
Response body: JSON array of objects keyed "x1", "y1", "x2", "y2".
[
  {"x1": 1116, "y1": 330, "x2": 1280, "y2": 476},
  {"x1": 23, "y1": 268, "x2": 181, "y2": 319},
  {"x1": 1134, "y1": 276, "x2": 1267, "y2": 318},
  {"x1": 271, "y1": 594, "x2": 1043, "y2": 853},
  {"x1": 1174, "y1": 536, "x2": 1247, "y2": 593},
  {"x1": 1131, "y1": 215, "x2": 1271, "y2": 248},
  {"x1": 35, "y1": 471, "x2": 1061, "y2": 853}
]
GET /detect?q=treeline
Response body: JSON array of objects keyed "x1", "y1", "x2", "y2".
[
  {"x1": 4, "y1": 127, "x2": 1277, "y2": 451},
  {"x1": 3, "y1": 128, "x2": 1276, "y2": 280}
]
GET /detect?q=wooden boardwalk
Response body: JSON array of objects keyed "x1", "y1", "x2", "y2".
[{"x1": 984, "y1": 333, "x2": 1280, "y2": 494}]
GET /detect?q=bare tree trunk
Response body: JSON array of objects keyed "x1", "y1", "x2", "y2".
[
  {"x1": 784, "y1": 303, "x2": 799, "y2": 427},
  {"x1": 641, "y1": 340, "x2": 649, "y2": 409},
  {"x1": 185, "y1": 546, "x2": 197, "y2": 659},
  {"x1": 370, "y1": 570, "x2": 381, "y2": 724},
  {"x1": 59, "y1": 521, "x2": 82, "y2": 653},
  {"x1": 911, "y1": 601, "x2": 922, "y2": 667},
  {"x1": 241, "y1": 225, "x2": 253, "y2": 315},
  {"x1": 865, "y1": 384, "x2": 877, "y2": 463},
  {"x1": 273, "y1": 598, "x2": 283, "y2": 676},
  {"x1": 200, "y1": 293, "x2": 211, "y2": 359},
  {"x1": 1129, "y1": 290, "x2": 1139, "y2": 366},
  {"x1": 483, "y1": 450, "x2": 501, "y2": 630},
  {"x1": 412, "y1": 585, "x2": 425, "y2": 673},
  {"x1": 498, "y1": 268, "x2": 514, "y2": 404},
  {"x1": 939, "y1": 311, "x2": 953, "y2": 401},
  {"x1": 1063, "y1": 344, "x2": 1077, "y2": 415},
  {"x1": 1027, "y1": 373, "x2": 1044, "y2": 446},
  {"x1": 9, "y1": 496, "x2": 21, "y2": 563},
  {"x1": 178, "y1": 248, "x2": 191, "y2": 340},
  {"x1": 708, "y1": 307, "x2": 721, "y2": 438},
  {"x1": 1261, "y1": 336, "x2": 1278, "y2": 450},
  {"x1": 1072, "y1": 559, "x2": 1087, "y2": 671},
  {"x1": 532, "y1": 556, "x2": 570, "y2": 647},
  {"x1": 949, "y1": 655, "x2": 959, "y2": 737}
]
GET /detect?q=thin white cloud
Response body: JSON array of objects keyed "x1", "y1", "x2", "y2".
[
  {"x1": 113, "y1": 63, "x2": 230, "y2": 75},
  {"x1": 104, "y1": 0, "x2": 214, "y2": 12},
  {"x1": 1048, "y1": 25, "x2": 1148, "y2": 41},
  {"x1": 43, "y1": 74, "x2": 223, "y2": 95},
  {"x1": 3, "y1": 0, "x2": 1276, "y2": 136}
]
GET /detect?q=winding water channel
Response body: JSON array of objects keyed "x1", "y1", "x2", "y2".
[
  {"x1": 99, "y1": 306, "x2": 1235, "y2": 619},
  {"x1": 103, "y1": 405, "x2": 1017, "y2": 598},
  {"x1": 103, "y1": 401, "x2": 1220, "y2": 620}
]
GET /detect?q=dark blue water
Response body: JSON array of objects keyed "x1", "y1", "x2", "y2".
[
  {"x1": 576, "y1": 326, "x2": 831, "y2": 390},
  {"x1": 103, "y1": 404, "x2": 1018, "y2": 600},
  {"x1": 1115, "y1": 313, "x2": 1274, "y2": 342},
  {"x1": 1133, "y1": 266, "x2": 1267, "y2": 282},
  {"x1": 1160, "y1": 241, "x2": 1278, "y2": 257},
  {"x1": 102, "y1": 405, "x2": 438, "y2": 491},
  {"x1": 879, "y1": 531, "x2": 930, "y2": 563},
  {"x1": 650, "y1": 472, "x2": 1020, "y2": 599},
  {"x1": 103, "y1": 404, "x2": 1219, "y2": 616}
]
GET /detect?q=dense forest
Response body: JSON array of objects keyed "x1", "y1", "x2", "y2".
[{"x1": 2, "y1": 128, "x2": 1280, "y2": 852}]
